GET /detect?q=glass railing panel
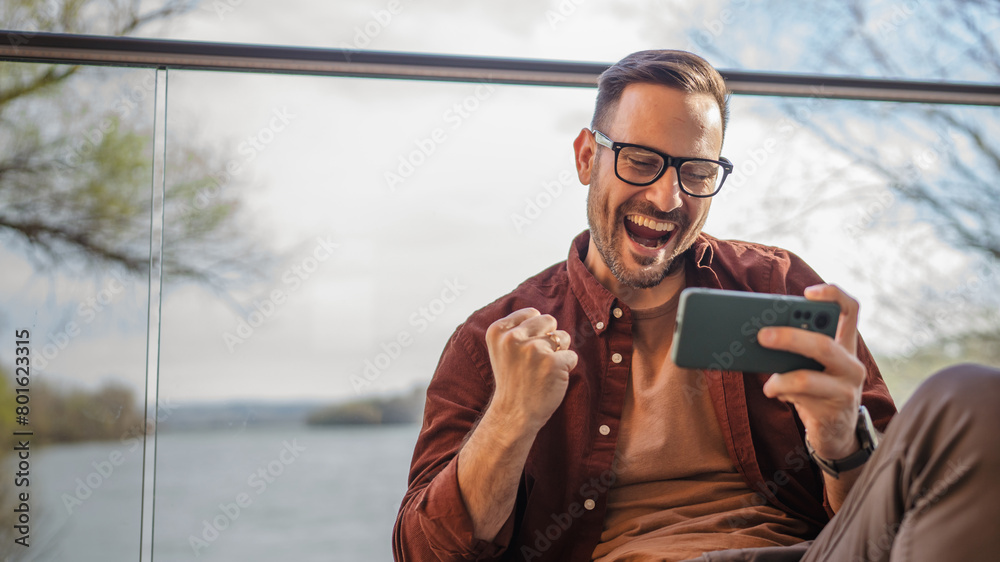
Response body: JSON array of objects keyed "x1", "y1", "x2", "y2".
[
  {"x1": 0, "y1": 62, "x2": 157, "y2": 561},
  {"x1": 153, "y1": 70, "x2": 598, "y2": 561}
]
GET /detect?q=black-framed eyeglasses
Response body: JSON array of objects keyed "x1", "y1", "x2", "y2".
[{"x1": 592, "y1": 130, "x2": 734, "y2": 197}]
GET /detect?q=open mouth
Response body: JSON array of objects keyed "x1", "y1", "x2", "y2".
[{"x1": 623, "y1": 214, "x2": 676, "y2": 249}]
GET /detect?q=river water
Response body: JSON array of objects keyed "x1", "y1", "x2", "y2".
[{"x1": 6, "y1": 424, "x2": 421, "y2": 561}]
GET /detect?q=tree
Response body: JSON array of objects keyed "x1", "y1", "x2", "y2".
[
  {"x1": 774, "y1": 1, "x2": 999, "y2": 261},
  {"x1": 1, "y1": 0, "x2": 276, "y2": 555},
  {"x1": 650, "y1": 0, "x2": 1000, "y2": 358},
  {"x1": 0, "y1": 0, "x2": 271, "y2": 291},
  {"x1": 0, "y1": 366, "x2": 14, "y2": 452}
]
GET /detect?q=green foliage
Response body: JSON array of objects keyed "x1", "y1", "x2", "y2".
[
  {"x1": 309, "y1": 401, "x2": 385, "y2": 425},
  {"x1": 0, "y1": 366, "x2": 15, "y2": 452},
  {"x1": 2, "y1": 0, "x2": 199, "y2": 38},
  {"x1": 878, "y1": 328, "x2": 1000, "y2": 404},
  {"x1": 0, "y1": 0, "x2": 268, "y2": 289},
  {"x1": 0, "y1": 367, "x2": 143, "y2": 558},
  {"x1": 0, "y1": 367, "x2": 144, "y2": 445}
]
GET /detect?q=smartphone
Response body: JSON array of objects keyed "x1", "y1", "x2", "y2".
[{"x1": 671, "y1": 288, "x2": 840, "y2": 373}]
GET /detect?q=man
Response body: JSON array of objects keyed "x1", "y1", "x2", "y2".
[{"x1": 392, "y1": 50, "x2": 1000, "y2": 561}]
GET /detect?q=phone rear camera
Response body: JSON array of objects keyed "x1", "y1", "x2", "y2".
[{"x1": 814, "y1": 312, "x2": 831, "y2": 330}]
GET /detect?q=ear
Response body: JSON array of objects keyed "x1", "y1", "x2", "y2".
[{"x1": 573, "y1": 128, "x2": 597, "y2": 186}]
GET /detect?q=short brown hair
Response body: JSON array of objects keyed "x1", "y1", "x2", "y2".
[{"x1": 592, "y1": 50, "x2": 730, "y2": 141}]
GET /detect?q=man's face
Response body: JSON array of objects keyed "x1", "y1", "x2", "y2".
[{"x1": 576, "y1": 83, "x2": 724, "y2": 289}]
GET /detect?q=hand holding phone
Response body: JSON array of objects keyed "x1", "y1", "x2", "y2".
[{"x1": 671, "y1": 288, "x2": 840, "y2": 373}]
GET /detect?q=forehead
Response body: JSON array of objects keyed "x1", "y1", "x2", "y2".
[{"x1": 607, "y1": 83, "x2": 723, "y2": 157}]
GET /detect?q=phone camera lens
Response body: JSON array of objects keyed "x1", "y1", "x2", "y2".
[
  {"x1": 803, "y1": 311, "x2": 812, "y2": 320},
  {"x1": 814, "y1": 312, "x2": 831, "y2": 330},
  {"x1": 793, "y1": 310, "x2": 801, "y2": 320}
]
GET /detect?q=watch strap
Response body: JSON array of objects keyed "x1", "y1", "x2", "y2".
[{"x1": 806, "y1": 405, "x2": 878, "y2": 478}]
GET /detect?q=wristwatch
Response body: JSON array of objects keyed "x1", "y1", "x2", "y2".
[{"x1": 806, "y1": 405, "x2": 879, "y2": 479}]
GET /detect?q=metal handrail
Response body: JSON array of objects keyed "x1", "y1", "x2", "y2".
[{"x1": 2, "y1": 31, "x2": 1000, "y2": 105}]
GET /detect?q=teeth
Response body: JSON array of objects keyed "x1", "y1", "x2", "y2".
[{"x1": 626, "y1": 214, "x2": 675, "y2": 232}]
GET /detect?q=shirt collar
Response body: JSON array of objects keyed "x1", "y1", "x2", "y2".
[{"x1": 566, "y1": 230, "x2": 716, "y2": 334}]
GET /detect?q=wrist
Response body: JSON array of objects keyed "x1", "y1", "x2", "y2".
[
  {"x1": 480, "y1": 400, "x2": 543, "y2": 448},
  {"x1": 807, "y1": 405, "x2": 879, "y2": 479},
  {"x1": 808, "y1": 433, "x2": 860, "y2": 461}
]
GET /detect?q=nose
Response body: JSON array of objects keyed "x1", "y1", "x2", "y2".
[{"x1": 643, "y1": 165, "x2": 684, "y2": 212}]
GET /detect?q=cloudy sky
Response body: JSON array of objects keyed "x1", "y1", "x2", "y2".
[{"x1": 4, "y1": 0, "x2": 997, "y2": 404}]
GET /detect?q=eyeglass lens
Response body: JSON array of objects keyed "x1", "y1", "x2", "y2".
[{"x1": 617, "y1": 146, "x2": 724, "y2": 195}]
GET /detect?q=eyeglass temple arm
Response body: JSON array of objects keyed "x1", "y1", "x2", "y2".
[{"x1": 592, "y1": 129, "x2": 613, "y2": 149}]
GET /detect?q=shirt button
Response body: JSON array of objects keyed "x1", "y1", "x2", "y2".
[
  {"x1": 595, "y1": 321, "x2": 605, "y2": 330},
  {"x1": 611, "y1": 353, "x2": 622, "y2": 364},
  {"x1": 599, "y1": 424, "x2": 611, "y2": 436},
  {"x1": 584, "y1": 499, "x2": 596, "y2": 510},
  {"x1": 613, "y1": 307, "x2": 623, "y2": 318}
]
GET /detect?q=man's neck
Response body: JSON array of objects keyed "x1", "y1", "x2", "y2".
[{"x1": 584, "y1": 236, "x2": 685, "y2": 310}]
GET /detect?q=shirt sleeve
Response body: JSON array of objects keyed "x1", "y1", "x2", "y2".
[{"x1": 392, "y1": 325, "x2": 517, "y2": 561}]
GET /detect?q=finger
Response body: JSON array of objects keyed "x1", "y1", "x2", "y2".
[
  {"x1": 758, "y1": 326, "x2": 864, "y2": 382},
  {"x1": 762, "y1": 368, "x2": 858, "y2": 402},
  {"x1": 487, "y1": 309, "x2": 541, "y2": 344},
  {"x1": 553, "y1": 349, "x2": 579, "y2": 372},
  {"x1": 804, "y1": 284, "x2": 859, "y2": 356},
  {"x1": 765, "y1": 390, "x2": 859, "y2": 449},
  {"x1": 544, "y1": 329, "x2": 572, "y2": 352},
  {"x1": 493, "y1": 308, "x2": 540, "y2": 332},
  {"x1": 515, "y1": 313, "x2": 559, "y2": 340}
]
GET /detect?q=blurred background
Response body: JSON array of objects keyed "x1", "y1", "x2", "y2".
[{"x1": 1, "y1": 0, "x2": 998, "y2": 560}]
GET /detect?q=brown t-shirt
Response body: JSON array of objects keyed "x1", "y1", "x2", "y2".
[{"x1": 593, "y1": 268, "x2": 810, "y2": 562}]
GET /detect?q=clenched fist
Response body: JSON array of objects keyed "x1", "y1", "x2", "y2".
[{"x1": 485, "y1": 308, "x2": 579, "y2": 433}]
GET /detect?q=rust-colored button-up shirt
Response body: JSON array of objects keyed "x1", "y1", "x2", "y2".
[{"x1": 392, "y1": 231, "x2": 896, "y2": 562}]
